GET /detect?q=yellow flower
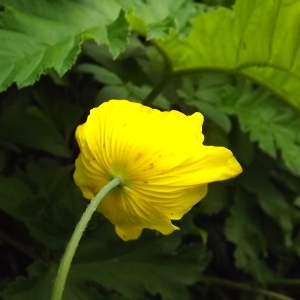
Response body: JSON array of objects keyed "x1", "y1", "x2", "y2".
[{"x1": 74, "y1": 100, "x2": 242, "y2": 241}]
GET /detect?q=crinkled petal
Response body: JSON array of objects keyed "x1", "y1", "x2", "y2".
[
  {"x1": 144, "y1": 146, "x2": 242, "y2": 187},
  {"x1": 130, "y1": 183, "x2": 208, "y2": 220},
  {"x1": 74, "y1": 154, "x2": 95, "y2": 199},
  {"x1": 74, "y1": 149, "x2": 108, "y2": 199},
  {"x1": 73, "y1": 100, "x2": 242, "y2": 241},
  {"x1": 115, "y1": 226, "x2": 142, "y2": 241},
  {"x1": 81, "y1": 100, "x2": 205, "y2": 181},
  {"x1": 98, "y1": 187, "x2": 178, "y2": 241},
  {"x1": 75, "y1": 122, "x2": 113, "y2": 198}
]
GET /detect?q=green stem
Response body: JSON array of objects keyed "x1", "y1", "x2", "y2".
[
  {"x1": 51, "y1": 177, "x2": 122, "y2": 300},
  {"x1": 143, "y1": 41, "x2": 174, "y2": 106},
  {"x1": 263, "y1": 279, "x2": 300, "y2": 287},
  {"x1": 143, "y1": 74, "x2": 173, "y2": 106},
  {"x1": 201, "y1": 276, "x2": 294, "y2": 300}
]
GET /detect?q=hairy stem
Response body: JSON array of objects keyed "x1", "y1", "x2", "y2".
[{"x1": 51, "y1": 177, "x2": 122, "y2": 300}]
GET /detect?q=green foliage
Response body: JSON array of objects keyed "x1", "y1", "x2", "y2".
[
  {"x1": 0, "y1": 176, "x2": 33, "y2": 220},
  {"x1": 0, "y1": 0, "x2": 195, "y2": 91},
  {"x1": 158, "y1": 0, "x2": 300, "y2": 111},
  {"x1": 2, "y1": 263, "x2": 57, "y2": 300},
  {"x1": 70, "y1": 221, "x2": 210, "y2": 300},
  {"x1": 2, "y1": 262, "x2": 102, "y2": 300},
  {"x1": 220, "y1": 79, "x2": 300, "y2": 176},
  {"x1": 177, "y1": 75, "x2": 232, "y2": 133},
  {"x1": 1, "y1": 220, "x2": 210, "y2": 300},
  {"x1": 78, "y1": 62, "x2": 170, "y2": 109},
  {"x1": 1, "y1": 0, "x2": 300, "y2": 300},
  {"x1": 0, "y1": 98, "x2": 71, "y2": 157},
  {"x1": 224, "y1": 191, "x2": 275, "y2": 282}
]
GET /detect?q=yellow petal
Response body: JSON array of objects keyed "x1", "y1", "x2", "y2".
[
  {"x1": 82, "y1": 100, "x2": 205, "y2": 181},
  {"x1": 115, "y1": 226, "x2": 142, "y2": 241},
  {"x1": 145, "y1": 146, "x2": 242, "y2": 187},
  {"x1": 73, "y1": 100, "x2": 242, "y2": 241},
  {"x1": 73, "y1": 155, "x2": 95, "y2": 199},
  {"x1": 74, "y1": 119, "x2": 114, "y2": 198},
  {"x1": 131, "y1": 183, "x2": 208, "y2": 220},
  {"x1": 98, "y1": 186, "x2": 178, "y2": 241},
  {"x1": 74, "y1": 150, "x2": 108, "y2": 199}
]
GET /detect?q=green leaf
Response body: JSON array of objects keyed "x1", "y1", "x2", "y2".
[
  {"x1": 229, "y1": 127, "x2": 254, "y2": 166},
  {"x1": 0, "y1": 0, "x2": 197, "y2": 91},
  {"x1": 34, "y1": 87, "x2": 84, "y2": 141},
  {"x1": 126, "y1": 83, "x2": 171, "y2": 110},
  {"x1": 1, "y1": 262, "x2": 99, "y2": 300},
  {"x1": 241, "y1": 167, "x2": 300, "y2": 248},
  {"x1": 95, "y1": 82, "x2": 171, "y2": 109},
  {"x1": 0, "y1": 99, "x2": 70, "y2": 157},
  {"x1": 22, "y1": 159, "x2": 86, "y2": 249},
  {"x1": 136, "y1": 45, "x2": 165, "y2": 80},
  {"x1": 0, "y1": 0, "x2": 127, "y2": 91},
  {"x1": 127, "y1": 0, "x2": 196, "y2": 38},
  {"x1": 95, "y1": 86, "x2": 130, "y2": 105},
  {"x1": 126, "y1": 12, "x2": 147, "y2": 36},
  {"x1": 147, "y1": 16, "x2": 177, "y2": 40},
  {"x1": 191, "y1": 101, "x2": 231, "y2": 133},
  {"x1": 294, "y1": 196, "x2": 300, "y2": 208},
  {"x1": 177, "y1": 75, "x2": 232, "y2": 132},
  {"x1": 83, "y1": 38, "x2": 150, "y2": 86},
  {"x1": 158, "y1": 0, "x2": 300, "y2": 111},
  {"x1": 221, "y1": 81, "x2": 300, "y2": 176},
  {"x1": 78, "y1": 64, "x2": 123, "y2": 85},
  {"x1": 70, "y1": 222, "x2": 211, "y2": 300},
  {"x1": 198, "y1": 182, "x2": 228, "y2": 215},
  {"x1": 0, "y1": 160, "x2": 83, "y2": 250},
  {"x1": 224, "y1": 191, "x2": 275, "y2": 281},
  {"x1": 106, "y1": 10, "x2": 130, "y2": 59},
  {"x1": 1, "y1": 262, "x2": 55, "y2": 300},
  {"x1": 0, "y1": 176, "x2": 34, "y2": 221}
]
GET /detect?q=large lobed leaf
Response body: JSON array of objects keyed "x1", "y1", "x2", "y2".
[
  {"x1": 224, "y1": 191, "x2": 275, "y2": 282},
  {"x1": 1, "y1": 262, "x2": 101, "y2": 300},
  {"x1": 0, "y1": 154, "x2": 211, "y2": 300},
  {"x1": 2, "y1": 0, "x2": 300, "y2": 116},
  {"x1": 70, "y1": 221, "x2": 211, "y2": 300},
  {"x1": 0, "y1": 0, "x2": 127, "y2": 90},
  {"x1": 0, "y1": 98, "x2": 71, "y2": 157},
  {"x1": 158, "y1": 0, "x2": 300, "y2": 111},
  {"x1": 241, "y1": 168, "x2": 300, "y2": 248},
  {"x1": 0, "y1": 0, "x2": 195, "y2": 91},
  {"x1": 220, "y1": 80, "x2": 300, "y2": 176},
  {"x1": 1, "y1": 222, "x2": 211, "y2": 300}
]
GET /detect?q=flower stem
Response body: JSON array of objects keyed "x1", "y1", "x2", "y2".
[{"x1": 51, "y1": 177, "x2": 122, "y2": 300}]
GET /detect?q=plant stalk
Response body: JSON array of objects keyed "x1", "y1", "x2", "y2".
[
  {"x1": 143, "y1": 74, "x2": 172, "y2": 106},
  {"x1": 51, "y1": 177, "x2": 122, "y2": 300},
  {"x1": 201, "y1": 276, "x2": 294, "y2": 300}
]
